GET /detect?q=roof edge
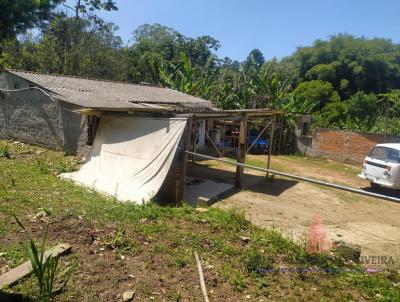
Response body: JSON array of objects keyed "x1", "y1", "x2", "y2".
[{"x1": 5, "y1": 68, "x2": 167, "y2": 89}]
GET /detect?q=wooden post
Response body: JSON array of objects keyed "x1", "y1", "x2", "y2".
[
  {"x1": 235, "y1": 113, "x2": 247, "y2": 188},
  {"x1": 178, "y1": 117, "x2": 192, "y2": 203},
  {"x1": 267, "y1": 115, "x2": 275, "y2": 178}
]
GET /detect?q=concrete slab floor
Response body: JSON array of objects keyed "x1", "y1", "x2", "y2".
[{"x1": 183, "y1": 177, "x2": 234, "y2": 207}]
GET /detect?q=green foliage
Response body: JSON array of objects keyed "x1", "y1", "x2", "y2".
[
  {"x1": 14, "y1": 215, "x2": 60, "y2": 300},
  {"x1": 281, "y1": 34, "x2": 400, "y2": 98},
  {"x1": 243, "y1": 247, "x2": 274, "y2": 274},
  {"x1": 36, "y1": 159, "x2": 50, "y2": 174},
  {"x1": 2, "y1": 7, "x2": 400, "y2": 136},
  {"x1": 128, "y1": 23, "x2": 220, "y2": 85},
  {"x1": 0, "y1": 245, "x2": 26, "y2": 267},
  {"x1": 292, "y1": 80, "x2": 340, "y2": 111},
  {"x1": 0, "y1": 0, "x2": 60, "y2": 41},
  {"x1": 338, "y1": 273, "x2": 400, "y2": 301},
  {"x1": 0, "y1": 143, "x2": 11, "y2": 158},
  {"x1": 316, "y1": 92, "x2": 381, "y2": 131}
]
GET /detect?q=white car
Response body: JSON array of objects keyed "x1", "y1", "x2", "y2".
[{"x1": 358, "y1": 143, "x2": 400, "y2": 189}]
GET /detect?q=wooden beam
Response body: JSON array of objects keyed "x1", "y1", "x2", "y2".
[
  {"x1": 0, "y1": 243, "x2": 71, "y2": 290},
  {"x1": 267, "y1": 116, "x2": 276, "y2": 178},
  {"x1": 205, "y1": 130, "x2": 223, "y2": 158},
  {"x1": 246, "y1": 120, "x2": 272, "y2": 154},
  {"x1": 178, "y1": 117, "x2": 192, "y2": 203},
  {"x1": 235, "y1": 113, "x2": 247, "y2": 188}
]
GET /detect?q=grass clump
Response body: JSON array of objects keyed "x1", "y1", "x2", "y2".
[
  {"x1": 14, "y1": 215, "x2": 73, "y2": 301},
  {"x1": 0, "y1": 143, "x2": 11, "y2": 158},
  {"x1": 244, "y1": 247, "x2": 274, "y2": 274}
]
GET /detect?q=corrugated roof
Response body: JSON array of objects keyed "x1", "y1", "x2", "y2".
[{"x1": 8, "y1": 70, "x2": 214, "y2": 110}]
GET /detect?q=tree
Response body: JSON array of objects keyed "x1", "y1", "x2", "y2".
[
  {"x1": 61, "y1": 0, "x2": 118, "y2": 29},
  {"x1": 127, "y1": 23, "x2": 220, "y2": 84},
  {"x1": 245, "y1": 49, "x2": 265, "y2": 71},
  {"x1": 292, "y1": 80, "x2": 340, "y2": 111},
  {"x1": 0, "y1": 0, "x2": 61, "y2": 41},
  {"x1": 280, "y1": 34, "x2": 400, "y2": 98}
]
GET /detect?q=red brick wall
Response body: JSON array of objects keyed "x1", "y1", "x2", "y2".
[{"x1": 310, "y1": 129, "x2": 400, "y2": 164}]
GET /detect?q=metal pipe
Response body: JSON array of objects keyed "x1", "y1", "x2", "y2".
[
  {"x1": 185, "y1": 151, "x2": 400, "y2": 203},
  {"x1": 0, "y1": 86, "x2": 57, "y2": 102}
]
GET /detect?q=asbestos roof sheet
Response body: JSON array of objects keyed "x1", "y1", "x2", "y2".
[{"x1": 8, "y1": 70, "x2": 214, "y2": 110}]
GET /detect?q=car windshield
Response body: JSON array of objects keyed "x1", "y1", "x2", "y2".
[{"x1": 369, "y1": 146, "x2": 400, "y2": 163}]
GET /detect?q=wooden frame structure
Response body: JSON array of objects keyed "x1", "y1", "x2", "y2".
[
  {"x1": 181, "y1": 109, "x2": 281, "y2": 195},
  {"x1": 81, "y1": 108, "x2": 281, "y2": 204}
]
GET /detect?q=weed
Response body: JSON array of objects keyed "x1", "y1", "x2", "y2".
[
  {"x1": 102, "y1": 226, "x2": 135, "y2": 257},
  {"x1": 211, "y1": 238, "x2": 236, "y2": 256},
  {"x1": 387, "y1": 263, "x2": 400, "y2": 283},
  {"x1": 55, "y1": 159, "x2": 76, "y2": 174},
  {"x1": 220, "y1": 264, "x2": 247, "y2": 291},
  {"x1": 1, "y1": 245, "x2": 26, "y2": 267},
  {"x1": 337, "y1": 272, "x2": 400, "y2": 301},
  {"x1": 244, "y1": 247, "x2": 274, "y2": 274},
  {"x1": 14, "y1": 215, "x2": 69, "y2": 301},
  {"x1": 36, "y1": 159, "x2": 50, "y2": 174},
  {"x1": 0, "y1": 144, "x2": 11, "y2": 158},
  {"x1": 171, "y1": 255, "x2": 190, "y2": 268},
  {"x1": 167, "y1": 290, "x2": 182, "y2": 301},
  {"x1": 8, "y1": 174, "x2": 16, "y2": 187}
]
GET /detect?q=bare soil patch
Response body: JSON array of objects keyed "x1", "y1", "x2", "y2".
[{"x1": 210, "y1": 155, "x2": 400, "y2": 264}]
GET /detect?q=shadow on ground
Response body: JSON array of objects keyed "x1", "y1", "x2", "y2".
[
  {"x1": 187, "y1": 162, "x2": 298, "y2": 197},
  {"x1": 361, "y1": 186, "x2": 400, "y2": 200},
  {"x1": 0, "y1": 292, "x2": 33, "y2": 302}
]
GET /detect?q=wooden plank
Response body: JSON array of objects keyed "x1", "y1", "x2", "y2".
[
  {"x1": 235, "y1": 113, "x2": 247, "y2": 188},
  {"x1": 0, "y1": 243, "x2": 71, "y2": 290}
]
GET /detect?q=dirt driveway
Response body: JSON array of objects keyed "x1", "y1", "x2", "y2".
[{"x1": 190, "y1": 155, "x2": 400, "y2": 265}]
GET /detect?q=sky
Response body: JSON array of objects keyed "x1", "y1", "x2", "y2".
[{"x1": 78, "y1": 0, "x2": 400, "y2": 61}]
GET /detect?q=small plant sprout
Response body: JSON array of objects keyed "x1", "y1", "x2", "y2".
[{"x1": 13, "y1": 215, "x2": 72, "y2": 301}]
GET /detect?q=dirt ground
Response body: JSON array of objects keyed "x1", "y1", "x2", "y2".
[
  {"x1": 2, "y1": 215, "x2": 245, "y2": 302},
  {"x1": 189, "y1": 155, "x2": 400, "y2": 265}
]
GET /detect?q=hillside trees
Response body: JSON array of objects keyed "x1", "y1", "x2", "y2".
[
  {"x1": 127, "y1": 23, "x2": 220, "y2": 84},
  {"x1": 0, "y1": 4, "x2": 399, "y2": 136}
]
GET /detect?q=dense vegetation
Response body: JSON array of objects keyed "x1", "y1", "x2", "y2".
[{"x1": 0, "y1": 1, "x2": 399, "y2": 135}]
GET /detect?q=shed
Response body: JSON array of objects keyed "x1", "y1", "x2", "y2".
[
  {"x1": 0, "y1": 69, "x2": 280, "y2": 204},
  {"x1": 0, "y1": 69, "x2": 214, "y2": 154}
]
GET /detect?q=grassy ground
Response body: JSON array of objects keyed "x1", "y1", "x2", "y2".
[{"x1": 0, "y1": 140, "x2": 399, "y2": 301}]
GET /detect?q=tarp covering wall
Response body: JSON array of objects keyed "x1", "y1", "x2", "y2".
[{"x1": 61, "y1": 116, "x2": 187, "y2": 203}]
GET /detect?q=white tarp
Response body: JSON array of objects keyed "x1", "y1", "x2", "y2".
[{"x1": 61, "y1": 116, "x2": 187, "y2": 203}]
